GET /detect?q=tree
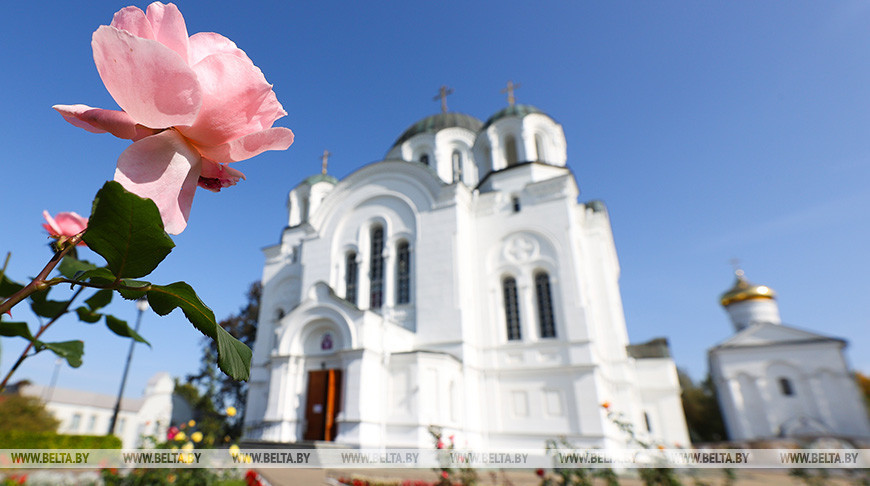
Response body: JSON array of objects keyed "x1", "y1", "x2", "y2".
[
  {"x1": 0, "y1": 392, "x2": 60, "y2": 433},
  {"x1": 678, "y1": 369, "x2": 727, "y2": 443},
  {"x1": 185, "y1": 282, "x2": 260, "y2": 443},
  {"x1": 856, "y1": 372, "x2": 870, "y2": 419}
]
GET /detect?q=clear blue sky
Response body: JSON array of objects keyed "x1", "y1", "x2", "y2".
[{"x1": 2, "y1": 1, "x2": 868, "y2": 400}]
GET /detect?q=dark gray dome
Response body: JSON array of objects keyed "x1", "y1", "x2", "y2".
[
  {"x1": 392, "y1": 112, "x2": 483, "y2": 147},
  {"x1": 300, "y1": 173, "x2": 339, "y2": 186},
  {"x1": 482, "y1": 104, "x2": 546, "y2": 129}
]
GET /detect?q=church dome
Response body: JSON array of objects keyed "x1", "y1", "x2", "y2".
[
  {"x1": 720, "y1": 270, "x2": 776, "y2": 307},
  {"x1": 482, "y1": 104, "x2": 546, "y2": 129},
  {"x1": 300, "y1": 173, "x2": 339, "y2": 186},
  {"x1": 392, "y1": 112, "x2": 483, "y2": 147}
]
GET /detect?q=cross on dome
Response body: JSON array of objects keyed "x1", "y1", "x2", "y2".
[
  {"x1": 433, "y1": 85, "x2": 454, "y2": 113},
  {"x1": 321, "y1": 149, "x2": 331, "y2": 175},
  {"x1": 502, "y1": 80, "x2": 521, "y2": 106}
]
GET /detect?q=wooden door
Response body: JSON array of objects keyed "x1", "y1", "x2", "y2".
[{"x1": 303, "y1": 369, "x2": 342, "y2": 441}]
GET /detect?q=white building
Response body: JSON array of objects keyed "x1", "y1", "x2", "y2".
[
  {"x1": 21, "y1": 372, "x2": 192, "y2": 448},
  {"x1": 244, "y1": 102, "x2": 690, "y2": 450},
  {"x1": 709, "y1": 271, "x2": 870, "y2": 443}
]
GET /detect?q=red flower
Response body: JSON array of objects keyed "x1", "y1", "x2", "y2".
[
  {"x1": 244, "y1": 470, "x2": 262, "y2": 486},
  {"x1": 536, "y1": 468, "x2": 546, "y2": 477},
  {"x1": 441, "y1": 471, "x2": 449, "y2": 479}
]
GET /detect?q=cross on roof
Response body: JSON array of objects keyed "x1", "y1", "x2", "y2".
[
  {"x1": 321, "y1": 149, "x2": 331, "y2": 175},
  {"x1": 433, "y1": 85, "x2": 454, "y2": 113},
  {"x1": 501, "y1": 80, "x2": 521, "y2": 106}
]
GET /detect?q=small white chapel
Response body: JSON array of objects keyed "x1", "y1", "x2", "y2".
[
  {"x1": 243, "y1": 87, "x2": 691, "y2": 450},
  {"x1": 709, "y1": 271, "x2": 870, "y2": 443}
]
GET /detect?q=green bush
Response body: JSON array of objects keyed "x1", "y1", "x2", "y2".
[
  {"x1": 0, "y1": 394, "x2": 60, "y2": 434},
  {"x1": 0, "y1": 431, "x2": 121, "y2": 449}
]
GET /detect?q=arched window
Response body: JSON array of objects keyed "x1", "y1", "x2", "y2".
[
  {"x1": 504, "y1": 135, "x2": 519, "y2": 167},
  {"x1": 778, "y1": 377, "x2": 794, "y2": 396},
  {"x1": 345, "y1": 251, "x2": 358, "y2": 305},
  {"x1": 419, "y1": 154, "x2": 429, "y2": 166},
  {"x1": 503, "y1": 276, "x2": 521, "y2": 340},
  {"x1": 452, "y1": 150, "x2": 463, "y2": 183},
  {"x1": 535, "y1": 133, "x2": 546, "y2": 162},
  {"x1": 535, "y1": 271, "x2": 556, "y2": 338},
  {"x1": 369, "y1": 226, "x2": 384, "y2": 309},
  {"x1": 396, "y1": 241, "x2": 411, "y2": 305}
]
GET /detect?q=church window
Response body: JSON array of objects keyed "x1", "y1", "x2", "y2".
[
  {"x1": 452, "y1": 150, "x2": 463, "y2": 183},
  {"x1": 419, "y1": 154, "x2": 429, "y2": 165},
  {"x1": 369, "y1": 226, "x2": 385, "y2": 309},
  {"x1": 644, "y1": 412, "x2": 652, "y2": 432},
  {"x1": 504, "y1": 135, "x2": 519, "y2": 167},
  {"x1": 345, "y1": 251, "x2": 358, "y2": 305},
  {"x1": 70, "y1": 414, "x2": 81, "y2": 431},
  {"x1": 778, "y1": 377, "x2": 794, "y2": 396},
  {"x1": 503, "y1": 276, "x2": 521, "y2": 340},
  {"x1": 396, "y1": 241, "x2": 411, "y2": 304},
  {"x1": 535, "y1": 271, "x2": 556, "y2": 338},
  {"x1": 535, "y1": 133, "x2": 545, "y2": 162},
  {"x1": 512, "y1": 196, "x2": 521, "y2": 213}
]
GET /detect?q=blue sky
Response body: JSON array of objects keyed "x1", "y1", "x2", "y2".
[{"x1": 1, "y1": 1, "x2": 869, "y2": 401}]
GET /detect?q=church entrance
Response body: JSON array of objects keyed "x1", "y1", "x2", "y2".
[{"x1": 303, "y1": 369, "x2": 343, "y2": 441}]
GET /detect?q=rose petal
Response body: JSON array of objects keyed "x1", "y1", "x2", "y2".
[
  {"x1": 200, "y1": 159, "x2": 246, "y2": 180},
  {"x1": 179, "y1": 52, "x2": 286, "y2": 146},
  {"x1": 114, "y1": 130, "x2": 201, "y2": 234},
  {"x1": 42, "y1": 210, "x2": 62, "y2": 235},
  {"x1": 196, "y1": 127, "x2": 294, "y2": 163},
  {"x1": 53, "y1": 104, "x2": 108, "y2": 134},
  {"x1": 188, "y1": 32, "x2": 250, "y2": 66},
  {"x1": 198, "y1": 159, "x2": 246, "y2": 192},
  {"x1": 92, "y1": 25, "x2": 202, "y2": 129},
  {"x1": 110, "y1": 6, "x2": 155, "y2": 40},
  {"x1": 145, "y1": 2, "x2": 189, "y2": 63},
  {"x1": 53, "y1": 104, "x2": 160, "y2": 141},
  {"x1": 53, "y1": 212, "x2": 88, "y2": 235}
]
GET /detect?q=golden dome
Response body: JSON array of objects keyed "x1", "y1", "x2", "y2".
[{"x1": 720, "y1": 270, "x2": 776, "y2": 306}]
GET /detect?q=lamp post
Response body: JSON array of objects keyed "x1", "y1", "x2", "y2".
[{"x1": 107, "y1": 298, "x2": 149, "y2": 436}]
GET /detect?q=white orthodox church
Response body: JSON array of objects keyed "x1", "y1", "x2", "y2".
[
  {"x1": 710, "y1": 271, "x2": 870, "y2": 444},
  {"x1": 243, "y1": 94, "x2": 691, "y2": 450}
]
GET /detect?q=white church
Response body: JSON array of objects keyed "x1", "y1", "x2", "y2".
[
  {"x1": 243, "y1": 91, "x2": 691, "y2": 450},
  {"x1": 710, "y1": 271, "x2": 870, "y2": 443}
]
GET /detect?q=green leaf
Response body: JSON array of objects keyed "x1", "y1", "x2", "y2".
[
  {"x1": 85, "y1": 289, "x2": 113, "y2": 311},
  {"x1": 117, "y1": 279, "x2": 151, "y2": 301},
  {"x1": 104, "y1": 315, "x2": 150, "y2": 346},
  {"x1": 29, "y1": 289, "x2": 68, "y2": 319},
  {"x1": 0, "y1": 274, "x2": 24, "y2": 299},
  {"x1": 43, "y1": 341, "x2": 84, "y2": 368},
  {"x1": 79, "y1": 267, "x2": 117, "y2": 285},
  {"x1": 57, "y1": 257, "x2": 97, "y2": 279},
  {"x1": 146, "y1": 282, "x2": 251, "y2": 380},
  {"x1": 75, "y1": 306, "x2": 102, "y2": 324},
  {"x1": 83, "y1": 181, "x2": 174, "y2": 279},
  {"x1": 0, "y1": 321, "x2": 37, "y2": 342},
  {"x1": 216, "y1": 326, "x2": 253, "y2": 382}
]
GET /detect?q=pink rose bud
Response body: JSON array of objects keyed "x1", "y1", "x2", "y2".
[{"x1": 42, "y1": 210, "x2": 88, "y2": 245}]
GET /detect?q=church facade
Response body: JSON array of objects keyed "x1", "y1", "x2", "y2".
[
  {"x1": 710, "y1": 272, "x2": 870, "y2": 443},
  {"x1": 243, "y1": 100, "x2": 690, "y2": 449}
]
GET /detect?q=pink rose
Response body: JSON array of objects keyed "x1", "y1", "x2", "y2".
[
  {"x1": 42, "y1": 211, "x2": 88, "y2": 245},
  {"x1": 55, "y1": 2, "x2": 293, "y2": 234}
]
